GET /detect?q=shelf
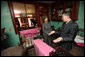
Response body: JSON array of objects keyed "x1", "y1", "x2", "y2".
[
  {"x1": 51, "y1": 1, "x2": 78, "y2": 21},
  {"x1": 15, "y1": 16, "x2": 36, "y2": 18}
]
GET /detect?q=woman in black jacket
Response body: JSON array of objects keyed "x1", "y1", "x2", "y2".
[{"x1": 42, "y1": 16, "x2": 52, "y2": 46}]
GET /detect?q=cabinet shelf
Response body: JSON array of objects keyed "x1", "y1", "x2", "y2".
[{"x1": 51, "y1": 1, "x2": 79, "y2": 21}]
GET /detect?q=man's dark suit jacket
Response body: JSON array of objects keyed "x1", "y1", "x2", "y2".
[{"x1": 55, "y1": 20, "x2": 79, "y2": 50}]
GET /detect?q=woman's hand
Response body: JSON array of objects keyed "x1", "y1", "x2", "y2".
[{"x1": 48, "y1": 31, "x2": 55, "y2": 35}]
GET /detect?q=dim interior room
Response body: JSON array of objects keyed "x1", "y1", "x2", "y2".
[{"x1": 1, "y1": 1, "x2": 84, "y2": 56}]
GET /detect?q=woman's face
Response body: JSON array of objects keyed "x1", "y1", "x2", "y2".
[{"x1": 44, "y1": 17, "x2": 48, "y2": 22}]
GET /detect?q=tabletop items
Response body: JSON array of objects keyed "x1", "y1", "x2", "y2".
[{"x1": 20, "y1": 28, "x2": 39, "y2": 38}]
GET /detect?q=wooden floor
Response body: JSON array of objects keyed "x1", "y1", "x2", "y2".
[
  {"x1": 1, "y1": 42, "x2": 84, "y2": 56},
  {"x1": 69, "y1": 44, "x2": 84, "y2": 56},
  {"x1": 27, "y1": 43, "x2": 84, "y2": 56}
]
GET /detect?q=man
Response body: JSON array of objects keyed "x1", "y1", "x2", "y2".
[{"x1": 49, "y1": 12, "x2": 79, "y2": 51}]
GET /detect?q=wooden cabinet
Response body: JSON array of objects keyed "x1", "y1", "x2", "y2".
[
  {"x1": 36, "y1": 4, "x2": 50, "y2": 27},
  {"x1": 8, "y1": 1, "x2": 50, "y2": 34},
  {"x1": 51, "y1": 1, "x2": 79, "y2": 21},
  {"x1": 8, "y1": 1, "x2": 79, "y2": 34},
  {"x1": 12, "y1": 2, "x2": 36, "y2": 18},
  {"x1": 12, "y1": 2, "x2": 37, "y2": 31}
]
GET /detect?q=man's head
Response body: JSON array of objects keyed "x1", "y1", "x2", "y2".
[{"x1": 62, "y1": 12, "x2": 71, "y2": 22}]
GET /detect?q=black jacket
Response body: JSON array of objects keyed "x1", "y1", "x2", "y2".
[
  {"x1": 55, "y1": 20, "x2": 79, "y2": 50},
  {"x1": 55, "y1": 20, "x2": 79, "y2": 42}
]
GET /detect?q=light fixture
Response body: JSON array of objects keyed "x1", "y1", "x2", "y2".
[{"x1": 14, "y1": 10, "x2": 21, "y2": 14}]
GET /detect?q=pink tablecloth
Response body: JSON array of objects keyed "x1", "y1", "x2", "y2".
[
  {"x1": 33, "y1": 39, "x2": 55, "y2": 56},
  {"x1": 76, "y1": 43, "x2": 84, "y2": 47},
  {"x1": 20, "y1": 28, "x2": 39, "y2": 38}
]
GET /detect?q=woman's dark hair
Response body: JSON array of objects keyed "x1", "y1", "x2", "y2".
[
  {"x1": 43, "y1": 16, "x2": 48, "y2": 20},
  {"x1": 43, "y1": 16, "x2": 50, "y2": 22}
]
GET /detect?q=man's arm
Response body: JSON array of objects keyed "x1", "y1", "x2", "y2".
[
  {"x1": 54, "y1": 30, "x2": 61, "y2": 35},
  {"x1": 49, "y1": 23, "x2": 64, "y2": 35},
  {"x1": 54, "y1": 23, "x2": 65, "y2": 35}
]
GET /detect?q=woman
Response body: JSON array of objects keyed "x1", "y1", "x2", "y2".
[{"x1": 42, "y1": 16, "x2": 52, "y2": 46}]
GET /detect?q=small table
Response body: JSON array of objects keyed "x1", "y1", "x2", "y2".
[
  {"x1": 19, "y1": 28, "x2": 39, "y2": 49},
  {"x1": 33, "y1": 39, "x2": 55, "y2": 56},
  {"x1": 74, "y1": 35, "x2": 84, "y2": 47}
]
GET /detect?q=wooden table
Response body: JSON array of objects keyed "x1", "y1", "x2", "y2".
[
  {"x1": 33, "y1": 39, "x2": 56, "y2": 56},
  {"x1": 50, "y1": 43, "x2": 73, "y2": 56}
]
